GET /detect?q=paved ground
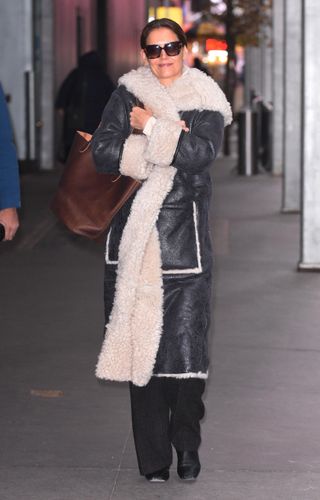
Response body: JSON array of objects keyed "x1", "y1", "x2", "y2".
[{"x1": 1, "y1": 157, "x2": 320, "y2": 500}]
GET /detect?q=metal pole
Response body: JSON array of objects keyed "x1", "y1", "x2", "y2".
[
  {"x1": 260, "y1": 0, "x2": 272, "y2": 105},
  {"x1": 39, "y1": 0, "x2": 54, "y2": 170},
  {"x1": 298, "y1": 0, "x2": 320, "y2": 270},
  {"x1": 24, "y1": 0, "x2": 36, "y2": 162},
  {"x1": 282, "y1": 0, "x2": 302, "y2": 212},
  {"x1": 271, "y1": 0, "x2": 284, "y2": 176}
]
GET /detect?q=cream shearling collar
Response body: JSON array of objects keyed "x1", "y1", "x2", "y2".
[{"x1": 118, "y1": 65, "x2": 232, "y2": 126}]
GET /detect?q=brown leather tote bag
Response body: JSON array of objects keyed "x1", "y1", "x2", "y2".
[{"x1": 51, "y1": 131, "x2": 140, "y2": 240}]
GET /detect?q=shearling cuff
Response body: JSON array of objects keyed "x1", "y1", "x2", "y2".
[
  {"x1": 120, "y1": 134, "x2": 152, "y2": 180},
  {"x1": 144, "y1": 118, "x2": 182, "y2": 166},
  {"x1": 143, "y1": 116, "x2": 157, "y2": 137}
]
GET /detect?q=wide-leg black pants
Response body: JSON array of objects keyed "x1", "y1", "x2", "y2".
[{"x1": 129, "y1": 377, "x2": 205, "y2": 475}]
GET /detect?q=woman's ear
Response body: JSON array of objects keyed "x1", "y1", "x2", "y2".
[{"x1": 140, "y1": 49, "x2": 148, "y2": 66}]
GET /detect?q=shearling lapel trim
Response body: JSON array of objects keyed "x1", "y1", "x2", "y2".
[
  {"x1": 97, "y1": 69, "x2": 182, "y2": 387},
  {"x1": 119, "y1": 65, "x2": 232, "y2": 125},
  {"x1": 119, "y1": 66, "x2": 180, "y2": 121},
  {"x1": 96, "y1": 166, "x2": 176, "y2": 386}
]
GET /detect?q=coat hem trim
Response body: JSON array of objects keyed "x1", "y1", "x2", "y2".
[{"x1": 153, "y1": 371, "x2": 208, "y2": 379}]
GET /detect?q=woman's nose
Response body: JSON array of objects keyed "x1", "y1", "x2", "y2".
[{"x1": 159, "y1": 48, "x2": 167, "y2": 59}]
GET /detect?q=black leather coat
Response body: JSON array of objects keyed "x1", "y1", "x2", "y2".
[{"x1": 92, "y1": 85, "x2": 224, "y2": 377}]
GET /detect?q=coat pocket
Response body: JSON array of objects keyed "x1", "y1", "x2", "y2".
[
  {"x1": 159, "y1": 201, "x2": 203, "y2": 275},
  {"x1": 106, "y1": 202, "x2": 203, "y2": 274}
]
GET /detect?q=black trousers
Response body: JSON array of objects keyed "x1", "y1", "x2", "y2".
[{"x1": 129, "y1": 377, "x2": 205, "y2": 475}]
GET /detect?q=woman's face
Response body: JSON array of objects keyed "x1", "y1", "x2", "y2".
[{"x1": 141, "y1": 27, "x2": 186, "y2": 86}]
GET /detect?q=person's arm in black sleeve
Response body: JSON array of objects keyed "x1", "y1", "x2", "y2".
[
  {"x1": 144, "y1": 110, "x2": 224, "y2": 174},
  {"x1": 171, "y1": 111, "x2": 224, "y2": 173}
]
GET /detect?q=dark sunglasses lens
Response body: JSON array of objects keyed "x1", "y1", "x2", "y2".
[
  {"x1": 145, "y1": 45, "x2": 161, "y2": 59},
  {"x1": 145, "y1": 42, "x2": 183, "y2": 59},
  {"x1": 164, "y1": 42, "x2": 182, "y2": 56}
]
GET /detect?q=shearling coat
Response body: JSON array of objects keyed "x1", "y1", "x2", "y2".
[{"x1": 92, "y1": 66, "x2": 232, "y2": 386}]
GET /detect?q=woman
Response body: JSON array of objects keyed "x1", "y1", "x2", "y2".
[{"x1": 92, "y1": 18, "x2": 232, "y2": 482}]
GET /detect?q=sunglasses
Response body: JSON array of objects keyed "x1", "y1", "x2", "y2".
[{"x1": 144, "y1": 41, "x2": 183, "y2": 59}]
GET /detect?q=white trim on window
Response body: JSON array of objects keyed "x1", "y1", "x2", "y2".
[{"x1": 105, "y1": 202, "x2": 203, "y2": 274}]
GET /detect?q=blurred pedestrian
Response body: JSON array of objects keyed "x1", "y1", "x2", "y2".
[
  {"x1": 0, "y1": 83, "x2": 20, "y2": 241},
  {"x1": 55, "y1": 51, "x2": 115, "y2": 162},
  {"x1": 92, "y1": 18, "x2": 232, "y2": 482}
]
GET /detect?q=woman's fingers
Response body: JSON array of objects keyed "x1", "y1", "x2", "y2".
[
  {"x1": 130, "y1": 111, "x2": 190, "y2": 132},
  {"x1": 177, "y1": 120, "x2": 189, "y2": 132},
  {"x1": 4, "y1": 223, "x2": 19, "y2": 241},
  {"x1": 130, "y1": 107, "x2": 152, "y2": 130}
]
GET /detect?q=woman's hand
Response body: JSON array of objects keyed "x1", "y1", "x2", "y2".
[
  {"x1": 130, "y1": 107, "x2": 153, "y2": 131},
  {"x1": 177, "y1": 120, "x2": 189, "y2": 132},
  {"x1": 130, "y1": 107, "x2": 190, "y2": 133}
]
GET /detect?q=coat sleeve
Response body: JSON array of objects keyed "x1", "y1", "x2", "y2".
[
  {"x1": 91, "y1": 89, "x2": 131, "y2": 174},
  {"x1": 91, "y1": 88, "x2": 150, "y2": 180},
  {"x1": 144, "y1": 110, "x2": 224, "y2": 175},
  {"x1": 0, "y1": 84, "x2": 21, "y2": 210}
]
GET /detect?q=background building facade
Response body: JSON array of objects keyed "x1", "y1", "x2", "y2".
[{"x1": 0, "y1": 0, "x2": 146, "y2": 170}]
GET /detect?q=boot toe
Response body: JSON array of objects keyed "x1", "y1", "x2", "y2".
[{"x1": 177, "y1": 451, "x2": 201, "y2": 480}]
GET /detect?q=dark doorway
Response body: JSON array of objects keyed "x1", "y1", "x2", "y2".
[{"x1": 97, "y1": 0, "x2": 107, "y2": 70}]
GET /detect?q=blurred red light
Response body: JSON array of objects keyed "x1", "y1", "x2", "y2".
[{"x1": 206, "y1": 39, "x2": 227, "y2": 51}]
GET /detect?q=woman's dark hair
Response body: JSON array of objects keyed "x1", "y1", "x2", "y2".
[{"x1": 140, "y1": 18, "x2": 187, "y2": 49}]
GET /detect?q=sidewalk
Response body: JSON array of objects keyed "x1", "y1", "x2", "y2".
[{"x1": 1, "y1": 158, "x2": 320, "y2": 500}]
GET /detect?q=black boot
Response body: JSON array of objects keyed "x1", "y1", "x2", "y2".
[
  {"x1": 145, "y1": 466, "x2": 170, "y2": 482},
  {"x1": 177, "y1": 451, "x2": 201, "y2": 480}
]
